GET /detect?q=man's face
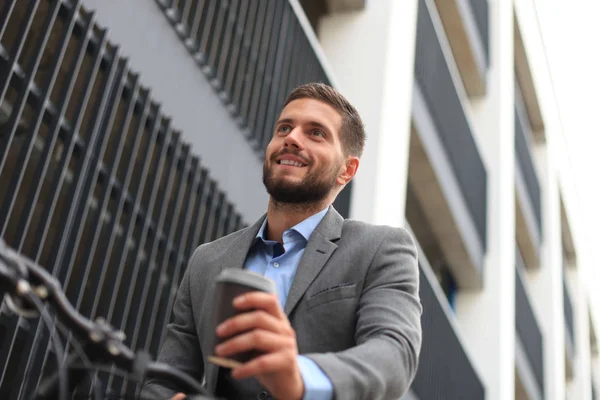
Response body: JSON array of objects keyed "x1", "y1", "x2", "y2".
[{"x1": 262, "y1": 98, "x2": 347, "y2": 204}]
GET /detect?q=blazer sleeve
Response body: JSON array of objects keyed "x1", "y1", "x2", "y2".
[
  {"x1": 140, "y1": 248, "x2": 205, "y2": 399},
  {"x1": 305, "y1": 227, "x2": 422, "y2": 400}
]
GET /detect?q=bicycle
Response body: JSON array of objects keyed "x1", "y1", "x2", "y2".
[{"x1": 0, "y1": 239, "x2": 217, "y2": 400}]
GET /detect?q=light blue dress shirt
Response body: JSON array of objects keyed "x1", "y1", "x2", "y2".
[{"x1": 244, "y1": 208, "x2": 333, "y2": 400}]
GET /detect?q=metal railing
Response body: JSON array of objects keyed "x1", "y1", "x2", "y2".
[
  {"x1": 515, "y1": 251, "x2": 544, "y2": 396},
  {"x1": 0, "y1": 1, "x2": 244, "y2": 397},
  {"x1": 154, "y1": 0, "x2": 329, "y2": 155},
  {"x1": 154, "y1": 0, "x2": 353, "y2": 218},
  {"x1": 410, "y1": 229, "x2": 485, "y2": 399},
  {"x1": 414, "y1": 0, "x2": 488, "y2": 250}
]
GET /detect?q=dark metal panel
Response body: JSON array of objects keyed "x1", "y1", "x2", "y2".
[
  {"x1": 414, "y1": 0, "x2": 488, "y2": 250},
  {"x1": 515, "y1": 251, "x2": 544, "y2": 397},
  {"x1": 514, "y1": 104, "x2": 542, "y2": 235},
  {"x1": 467, "y1": 0, "x2": 489, "y2": 64},
  {"x1": 411, "y1": 262, "x2": 485, "y2": 399}
]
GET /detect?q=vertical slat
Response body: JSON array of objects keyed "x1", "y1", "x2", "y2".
[
  {"x1": 185, "y1": 0, "x2": 205, "y2": 47},
  {"x1": 31, "y1": 52, "x2": 129, "y2": 396},
  {"x1": 260, "y1": 6, "x2": 296, "y2": 150},
  {"x1": 248, "y1": 0, "x2": 284, "y2": 144},
  {"x1": 203, "y1": 0, "x2": 229, "y2": 79},
  {"x1": 238, "y1": 0, "x2": 268, "y2": 129},
  {"x1": 71, "y1": 68, "x2": 139, "y2": 320},
  {"x1": 0, "y1": 0, "x2": 40, "y2": 111},
  {"x1": 0, "y1": 0, "x2": 18, "y2": 42},
  {"x1": 10, "y1": 23, "x2": 108, "y2": 399},
  {"x1": 28, "y1": 41, "x2": 122, "y2": 393},
  {"x1": 0, "y1": 324, "x2": 28, "y2": 399},
  {"x1": 41, "y1": 41, "x2": 121, "y2": 280},
  {"x1": 8, "y1": 4, "x2": 88, "y2": 397},
  {"x1": 13, "y1": 7, "x2": 95, "y2": 254},
  {"x1": 29, "y1": 28, "x2": 108, "y2": 264},
  {"x1": 198, "y1": 181, "x2": 218, "y2": 245},
  {"x1": 139, "y1": 143, "x2": 193, "y2": 350},
  {"x1": 222, "y1": 0, "x2": 249, "y2": 102},
  {"x1": 178, "y1": 0, "x2": 194, "y2": 34},
  {"x1": 3, "y1": 0, "x2": 81, "y2": 245},
  {"x1": 229, "y1": 0, "x2": 259, "y2": 115},
  {"x1": 213, "y1": 0, "x2": 240, "y2": 91},
  {"x1": 195, "y1": 0, "x2": 218, "y2": 64},
  {"x1": 184, "y1": 168, "x2": 209, "y2": 254},
  {"x1": 0, "y1": 0, "x2": 59, "y2": 227},
  {"x1": 128, "y1": 137, "x2": 185, "y2": 353}
]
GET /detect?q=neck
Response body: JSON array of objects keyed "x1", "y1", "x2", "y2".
[{"x1": 265, "y1": 199, "x2": 329, "y2": 243}]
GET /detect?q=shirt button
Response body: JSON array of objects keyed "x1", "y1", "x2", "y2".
[
  {"x1": 273, "y1": 262, "x2": 279, "y2": 268},
  {"x1": 257, "y1": 390, "x2": 269, "y2": 400}
]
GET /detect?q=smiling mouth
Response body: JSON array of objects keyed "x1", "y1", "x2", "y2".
[{"x1": 277, "y1": 160, "x2": 307, "y2": 167}]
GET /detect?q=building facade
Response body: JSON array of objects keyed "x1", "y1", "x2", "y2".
[{"x1": 0, "y1": 0, "x2": 596, "y2": 399}]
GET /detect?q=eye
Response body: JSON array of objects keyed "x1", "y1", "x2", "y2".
[
  {"x1": 311, "y1": 129, "x2": 325, "y2": 138},
  {"x1": 277, "y1": 125, "x2": 292, "y2": 134}
]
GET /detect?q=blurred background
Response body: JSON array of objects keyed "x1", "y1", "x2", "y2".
[{"x1": 0, "y1": 0, "x2": 598, "y2": 399}]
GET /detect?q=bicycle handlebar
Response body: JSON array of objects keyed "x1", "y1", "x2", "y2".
[{"x1": 0, "y1": 239, "x2": 211, "y2": 399}]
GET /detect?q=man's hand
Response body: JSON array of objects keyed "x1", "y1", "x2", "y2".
[
  {"x1": 215, "y1": 292, "x2": 304, "y2": 400},
  {"x1": 170, "y1": 393, "x2": 186, "y2": 400}
]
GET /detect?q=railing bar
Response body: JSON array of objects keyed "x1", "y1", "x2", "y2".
[
  {"x1": 14, "y1": 7, "x2": 95, "y2": 254},
  {"x1": 137, "y1": 142, "x2": 190, "y2": 352},
  {"x1": 196, "y1": 0, "x2": 218, "y2": 63},
  {"x1": 253, "y1": 0, "x2": 286, "y2": 148},
  {"x1": 247, "y1": 0, "x2": 282, "y2": 141},
  {"x1": 260, "y1": 8, "x2": 296, "y2": 150},
  {"x1": 230, "y1": 0, "x2": 260, "y2": 116},
  {"x1": 238, "y1": 0, "x2": 269, "y2": 129},
  {"x1": 213, "y1": 0, "x2": 240, "y2": 93},
  {"x1": 0, "y1": 0, "x2": 57, "y2": 216},
  {"x1": 204, "y1": 0, "x2": 230, "y2": 80},
  {"x1": 222, "y1": 0, "x2": 249, "y2": 102},
  {"x1": 0, "y1": 0, "x2": 40, "y2": 112}
]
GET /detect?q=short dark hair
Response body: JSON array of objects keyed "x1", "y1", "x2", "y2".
[{"x1": 283, "y1": 82, "x2": 366, "y2": 158}]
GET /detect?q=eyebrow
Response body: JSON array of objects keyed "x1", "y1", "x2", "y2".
[{"x1": 276, "y1": 118, "x2": 330, "y2": 131}]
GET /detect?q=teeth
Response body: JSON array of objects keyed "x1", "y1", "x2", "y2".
[{"x1": 280, "y1": 159, "x2": 304, "y2": 167}]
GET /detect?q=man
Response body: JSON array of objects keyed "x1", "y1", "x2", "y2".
[{"x1": 141, "y1": 83, "x2": 422, "y2": 400}]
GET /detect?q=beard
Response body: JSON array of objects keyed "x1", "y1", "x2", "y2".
[{"x1": 262, "y1": 157, "x2": 340, "y2": 205}]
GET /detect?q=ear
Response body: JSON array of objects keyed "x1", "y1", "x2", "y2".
[{"x1": 336, "y1": 156, "x2": 360, "y2": 186}]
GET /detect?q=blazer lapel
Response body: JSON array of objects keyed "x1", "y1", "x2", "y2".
[{"x1": 284, "y1": 207, "x2": 344, "y2": 316}]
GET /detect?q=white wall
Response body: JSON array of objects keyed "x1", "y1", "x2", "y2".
[
  {"x1": 455, "y1": 0, "x2": 517, "y2": 398},
  {"x1": 318, "y1": 0, "x2": 419, "y2": 227}
]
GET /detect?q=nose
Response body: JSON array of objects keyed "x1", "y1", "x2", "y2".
[{"x1": 283, "y1": 126, "x2": 304, "y2": 149}]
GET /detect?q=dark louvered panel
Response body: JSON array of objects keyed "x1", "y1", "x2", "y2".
[
  {"x1": 411, "y1": 260, "x2": 485, "y2": 399},
  {"x1": 0, "y1": 1, "x2": 245, "y2": 396},
  {"x1": 515, "y1": 251, "x2": 544, "y2": 397}
]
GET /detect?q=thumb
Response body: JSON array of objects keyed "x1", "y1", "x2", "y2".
[{"x1": 170, "y1": 394, "x2": 186, "y2": 400}]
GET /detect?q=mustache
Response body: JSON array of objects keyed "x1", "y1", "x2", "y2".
[{"x1": 271, "y1": 149, "x2": 311, "y2": 165}]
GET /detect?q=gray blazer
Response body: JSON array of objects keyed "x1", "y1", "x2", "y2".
[{"x1": 141, "y1": 207, "x2": 422, "y2": 399}]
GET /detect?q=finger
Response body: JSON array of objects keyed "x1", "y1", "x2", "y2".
[
  {"x1": 231, "y1": 351, "x2": 297, "y2": 380},
  {"x1": 170, "y1": 393, "x2": 186, "y2": 400},
  {"x1": 233, "y1": 292, "x2": 284, "y2": 318},
  {"x1": 215, "y1": 329, "x2": 295, "y2": 358},
  {"x1": 216, "y1": 310, "x2": 288, "y2": 338}
]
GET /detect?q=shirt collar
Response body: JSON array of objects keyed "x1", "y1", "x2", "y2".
[{"x1": 255, "y1": 207, "x2": 329, "y2": 243}]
